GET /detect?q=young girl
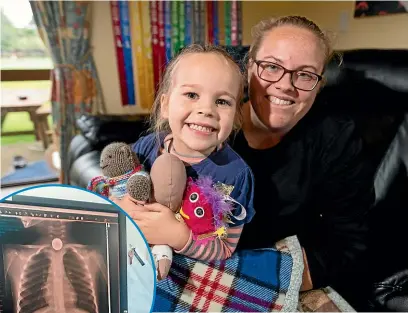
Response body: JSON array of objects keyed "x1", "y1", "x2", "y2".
[{"x1": 120, "y1": 44, "x2": 255, "y2": 262}]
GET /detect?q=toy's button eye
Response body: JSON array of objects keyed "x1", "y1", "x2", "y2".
[
  {"x1": 194, "y1": 207, "x2": 204, "y2": 218},
  {"x1": 189, "y1": 192, "x2": 199, "y2": 203}
]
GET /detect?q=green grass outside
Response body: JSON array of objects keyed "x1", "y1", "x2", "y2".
[
  {"x1": 1, "y1": 80, "x2": 52, "y2": 146},
  {"x1": 1, "y1": 112, "x2": 53, "y2": 145}
]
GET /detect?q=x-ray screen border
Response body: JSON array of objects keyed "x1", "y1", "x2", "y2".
[
  {"x1": 0, "y1": 201, "x2": 123, "y2": 313},
  {"x1": 5, "y1": 194, "x2": 118, "y2": 213}
]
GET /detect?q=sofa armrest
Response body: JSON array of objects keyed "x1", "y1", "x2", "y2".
[
  {"x1": 68, "y1": 135, "x2": 95, "y2": 169},
  {"x1": 371, "y1": 269, "x2": 408, "y2": 312},
  {"x1": 69, "y1": 151, "x2": 102, "y2": 188}
]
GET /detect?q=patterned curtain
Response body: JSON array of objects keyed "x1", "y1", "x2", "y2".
[{"x1": 29, "y1": 1, "x2": 106, "y2": 184}]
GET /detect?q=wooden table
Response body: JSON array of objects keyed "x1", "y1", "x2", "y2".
[
  {"x1": 1, "y1": 89, "x2": 50, "y2": 139},
  {"x1": 35, "y1": 106, "x2": 52, "y2": 149}
]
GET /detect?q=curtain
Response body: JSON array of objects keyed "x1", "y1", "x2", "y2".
[{"x1": 30, "y1": 0, "x2": 106, "y2": 184}]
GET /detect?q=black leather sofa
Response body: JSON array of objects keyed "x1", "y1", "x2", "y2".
[{"x1": 68, "y1": 48, "x2": 408, "y2": 311}]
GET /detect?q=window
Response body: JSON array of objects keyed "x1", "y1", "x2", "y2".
[
  {"x1": 1, "y1": 0, "x2": 52, "y2": 70},
  {"x1": 1, "y1": 0, "x2": 54, "y2": 186}
]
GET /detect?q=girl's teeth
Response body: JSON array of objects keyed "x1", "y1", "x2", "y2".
[
  {"x1": 189, "y1": 124, "x2": 213, "y2": 133},
  {"x1": 269, "y1": 96, "x2": 293, "y2": 106}
]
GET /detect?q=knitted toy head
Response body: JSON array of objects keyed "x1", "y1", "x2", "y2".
[
  {"x1": 179, "y1": 177, "x2": 233, "y2": 244},
  {"x1": 100, "y1": 142, "x2": 139, "y2": 178},
  {"x1": 126, "y1": 171, "x2": 152, "y2": 203}
]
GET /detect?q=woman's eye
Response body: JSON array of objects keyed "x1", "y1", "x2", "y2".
[
  {"x1": 297, "y1": 72, "x2": 314, "y2": 81},
  {"x1": 185, "y1": 92, "x2": 198, "y2": 100},
  {"x1": 215, "y1": 99, "x2": 232, "y2": 106},
  {"x1": 264, "y1": 64, "x2": 279, "y2": 72}
]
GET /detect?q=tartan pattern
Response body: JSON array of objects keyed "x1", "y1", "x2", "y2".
[{"x1": 154, "y1": 239, "x2": 301, "y2": 312}]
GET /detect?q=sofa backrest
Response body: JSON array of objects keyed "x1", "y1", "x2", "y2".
[
  {"x1": 318, "y1": 49, "x2": 408, "y2": 166},
  {"x1": 322, "y1": 49, "x2": 408, "y2": 291}
]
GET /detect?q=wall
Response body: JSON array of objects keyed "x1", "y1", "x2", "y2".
[
  {"x1": 242, "y1": 1, "x2": 408, "y2": 50},
  {"x1": 91, "y1": 1, "x2": 408, "y2": 115},
  {"x1": 91, "y1": 2, "x2": 151, "y2": 116}
]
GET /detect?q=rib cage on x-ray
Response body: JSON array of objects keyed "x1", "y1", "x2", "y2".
[
  {"x1": 4, "y1": 219, "x2": 107, "y2": 313},
  {"x1": 18, "y1": 248, "x2": 50, "y2": 313}
]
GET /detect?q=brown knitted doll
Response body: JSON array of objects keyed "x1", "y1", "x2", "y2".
[
  {"x1": 87, "y1": 142, "x2": 144, "y2": 199},
  {"x1": 126, "y1": 152, "x2": 187, "y2": 281}
]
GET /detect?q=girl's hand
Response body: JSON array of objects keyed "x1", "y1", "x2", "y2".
[
  {"x1": 131, "y1": 201, "x2": 190, "y2": 250},
  {"x1": 113, "y1": 194, "x2": 190, "y2": 250}
]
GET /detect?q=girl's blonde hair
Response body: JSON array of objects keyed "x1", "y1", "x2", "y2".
[
  {"x1": 247, "y1": 16, "x2": 342, "y2": 73},
  {"x1": 149, "y1": 44, "x2": 245, "y2": 136}
]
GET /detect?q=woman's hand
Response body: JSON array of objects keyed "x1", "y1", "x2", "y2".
[{"x1": 112, "y1": 194, "x2": 190, "y2": 250}]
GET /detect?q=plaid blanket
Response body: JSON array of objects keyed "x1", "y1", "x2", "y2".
[{"x1": 153, "y1": 236, "x2": 304, "y2": 312}]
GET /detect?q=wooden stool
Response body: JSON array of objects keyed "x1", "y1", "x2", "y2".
[{"x1": 36, "y1": 106, "x2": 52, "y2": 150}]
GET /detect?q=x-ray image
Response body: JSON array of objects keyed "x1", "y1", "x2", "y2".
[{"x1": 0, "y1": 203, "x2": 120, "y2": 313}]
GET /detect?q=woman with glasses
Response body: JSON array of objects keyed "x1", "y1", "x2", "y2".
[{"x1": 231, "y1": 16, "x2": 375, "y2": 294}]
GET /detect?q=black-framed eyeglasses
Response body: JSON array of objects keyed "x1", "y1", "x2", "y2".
[{"x1": 253, "y1": 60, "x2": 323, "y2": 91}]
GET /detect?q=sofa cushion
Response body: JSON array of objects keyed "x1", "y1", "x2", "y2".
[{"x1": 76, "y1": 114, "x2": 150, "y2": 150}]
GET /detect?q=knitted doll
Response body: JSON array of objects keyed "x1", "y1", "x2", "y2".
[
  {"x1": 126, "y1": 152, "x2": 187, "y2": 281},
  {"x1": 87, "y1": 142, "x2": 145, "y2": 199}
]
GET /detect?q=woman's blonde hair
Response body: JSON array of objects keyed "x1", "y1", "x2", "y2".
[
  {"x1": 247, "y1": 16, "x2": 342, "y2": 73},
  {"x1": 149, "y1": 44, "x2": 245, "y2": 136}
]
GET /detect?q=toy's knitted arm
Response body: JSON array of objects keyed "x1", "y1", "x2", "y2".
[
  {"x1": 175, "y1": 225, "x2": 243, "y2": 261},
  {"x1": 87, "y1": 176, "x2": 109, "y2": 198}
]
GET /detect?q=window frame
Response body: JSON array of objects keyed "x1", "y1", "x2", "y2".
[{"x1": 1, "y1": 69, "x2": 51, "y2": 82}]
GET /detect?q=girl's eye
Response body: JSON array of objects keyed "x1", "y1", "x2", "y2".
[
  {"x1": 185, "y1": 92, "x2": 199, "y2": 100},
  {"x1": 215, "y1": 99, "x2": 232, "y2": 106}
]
